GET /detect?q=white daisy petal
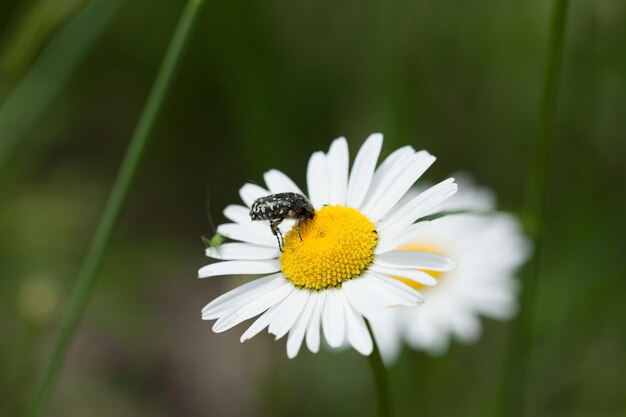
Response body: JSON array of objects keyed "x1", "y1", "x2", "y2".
[
  {"x1": 286, "y1": 293, "x2": 318, "y2": 358},
  {"x1": 346, "y1": 133, "x2": 383, "y2": 208},
  {"x1": 463, "y1": 282, "x2": 518, "y2": 302},
  {"x1": 348, "y1": 276, "x2": 400, "y2": 309},
  {"x1": 322, "y1": 289, "x2": 346, "y2": 348},
  {"x1": 198, "y1": 259, "x2": 281, "y2": 278},
  {"x1": 240, "y1": 303, "x2": 281, "y2": 342},
  {"x1": 375, "y1": 221, "x2": 431, "y2": 254},
  {"x1": 341, "y1": 280, "x2": 383, "y2": 319},
  {"x1": 216, "y1": 223, "x2": 276, "y2": 247},
  {"x1": 375, "y1": 273, "x2": 425, "y2": 302},
  {"x1": 223, "y1": 204, "x2": 251, "y2": 224},
  {"x1": 239, "y1": 183, "x2": 270, "y2": 207},
  {"x1": 478, "y1": 298, "x2": 518, "y2": 319},
  {"x1": 201, "y1": 274, "x2": 283, "y2": 319},
  {"x1": 307, "y1": 151, "x2": 329, "y2": 208},
  {"x1": 360, "y1": 147, "x2": 414, "y2": 212},
  {"x1": 365, "y1": 273, "x2": 423, "y2": 306},
  {"x1": 305, "y1": 291, "x2": 326, "y2": 353},
  {"x1": 366, "y1": 145, "x2": 414, "y2": 195},
  {"x1": 446, "y1": 305, "x2": 482, "y2": 343},
  {"x1": 343, "y1": 298, "x2": 373, "y2": 355},
  {"x1": 369, "y1": 309, "x2": 404, "y2": 365},
  {"x1": 370, "y1": 264, "x2": 438, "y2": 286},
  {"x1": 327, "y1": 137, "x2": 349, "y2": 205},
  {"x1": 377, "y1": 178, "x2": 458, "y2": 234},
  {"x1": 212, "y1": 280, "x2": 294, "y2": 332},
  {"x1": 269, "y1": 289, "x2": 310, "y2": 340},
  {"x1": 466, "y1": 286, "x2": 518, "y2": 317},
  {"x1": 363, "y1": 151, "x2": 436, "y2": 222},
  {"x1": 263, "y1": 169, "x2": 304, "y2": 194},
  {"x1": 409, "y1": 317, "x2": 450, "y2": 355},
  {"x1": 205, "y1": 243, "x2": 280, "y2": 260},
  {"x1": 375, "y1": 250, "x2": 455, "y2": 272}
]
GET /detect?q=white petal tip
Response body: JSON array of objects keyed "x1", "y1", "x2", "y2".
[
  {"x1": 443, "y1": 259, "x2": 456, "y2": 271},
  {"x1": 360, "y1": 346, "x2": 374, "y2": 356},
  {"x1": 212, "y1": 322, "x2": 225, "y2": 332}
]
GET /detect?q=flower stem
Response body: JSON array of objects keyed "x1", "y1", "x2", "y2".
[
  {"x1": 26, "y1": 1, "x2": 204, "y2": 416},
  {"x1": 504, "y1": 0, "x2": 569, "y2": 415},
  {"x1": 525, "y1": 0, "x2": 569, "y2": 235},
  {"x1": 366, "y1": 320, "x2": 393, "y2": 417}
]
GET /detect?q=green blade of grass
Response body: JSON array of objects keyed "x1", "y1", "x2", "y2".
[
  {"x1": 502, "y1": 1, "x2": 570, "y2": 416},
  {"x1": 26, "y1": 1, "x2": 205, "y2": 416}
]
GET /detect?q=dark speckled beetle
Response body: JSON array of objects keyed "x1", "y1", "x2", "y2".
[{"x1": 250, "y1": 192, "x2": 315, "y2": 251}]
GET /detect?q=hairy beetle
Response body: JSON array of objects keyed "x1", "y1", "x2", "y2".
[{"x1": 250, "y1": 192, "x2": 315, "y2": 251}]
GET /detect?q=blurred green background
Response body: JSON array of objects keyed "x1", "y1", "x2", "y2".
[{"x1": 1, "y1": 0, "x2": 625, "y2": 416}]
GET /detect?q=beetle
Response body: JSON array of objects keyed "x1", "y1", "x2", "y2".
[{"x1": 249, "y1": 192, "x2": 315, "y2": 251}]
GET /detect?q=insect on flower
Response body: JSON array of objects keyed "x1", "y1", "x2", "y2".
[
  {"x1": 249, "y1": 192, "x2": 315, "y2": 251},
  {"x1": 200, "y1": 134, "x2": 459, "y2": 358},
  {"x1": 202, "y1": 193, "x2": 225, "y2": 253}
]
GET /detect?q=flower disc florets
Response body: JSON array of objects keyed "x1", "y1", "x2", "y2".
[{"x1": 280, "y1": 205, "x2": 377, "y2": 289}]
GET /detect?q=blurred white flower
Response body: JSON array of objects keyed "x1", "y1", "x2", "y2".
[
  {"x1": 370, "y1": 177, "x2": 531, "y2": 363},
  {"x1": 199, "y1": 134, "x2": 458, "y2": 358}
]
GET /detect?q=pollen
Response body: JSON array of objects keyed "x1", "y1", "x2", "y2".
[
  {"x1": 395, "y1": 245, "x2": 443, "y2": 291},
  {"x1": 280, "y1": 205, "x2": 377, "y2": 289}
]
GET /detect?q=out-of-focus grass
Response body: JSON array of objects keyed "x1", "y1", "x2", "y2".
[
  {"x1": 0, "y1": 0, "x2": 87, "y2": 84},
  {"x1": 0, "y1": 0, "x2": 122, "y2": 178},
  {"x1": 0, "y1": 0, "x2": 625, "y2": 416}
]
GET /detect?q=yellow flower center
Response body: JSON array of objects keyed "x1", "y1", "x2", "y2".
[
  {"x1": 280, "y1": 205, "x2": 377, "y2": 289},
  {"x1": 395, "y1": 245, "x2": 444, "y2": 291}
]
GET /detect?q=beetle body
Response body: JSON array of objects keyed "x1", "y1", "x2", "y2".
[{"x1": 250, "y1": 192, "x2": 315, "y2": 251}]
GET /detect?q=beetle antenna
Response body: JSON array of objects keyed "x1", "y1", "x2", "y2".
[
  {"x1": 202, "y1": 185, "x2": 226, "y2": 253},
  {"x1": 205, "y1": 185, "x2": 218, "y2": 233}
]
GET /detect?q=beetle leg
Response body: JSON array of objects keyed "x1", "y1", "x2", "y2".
[
  {"x1": 296, "y1": 216, "x2": 306, "y2": 241},
  {"x1": 270, "y1": 219, "x2": 284, "y2": 252}
]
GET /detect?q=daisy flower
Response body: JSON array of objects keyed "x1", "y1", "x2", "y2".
[
  {"x1": 199, "y1": 134, "x2": 458, "y2": 358},
  {"x1": 369, "y1": 177, "x2": 531, "y2": 363}
]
